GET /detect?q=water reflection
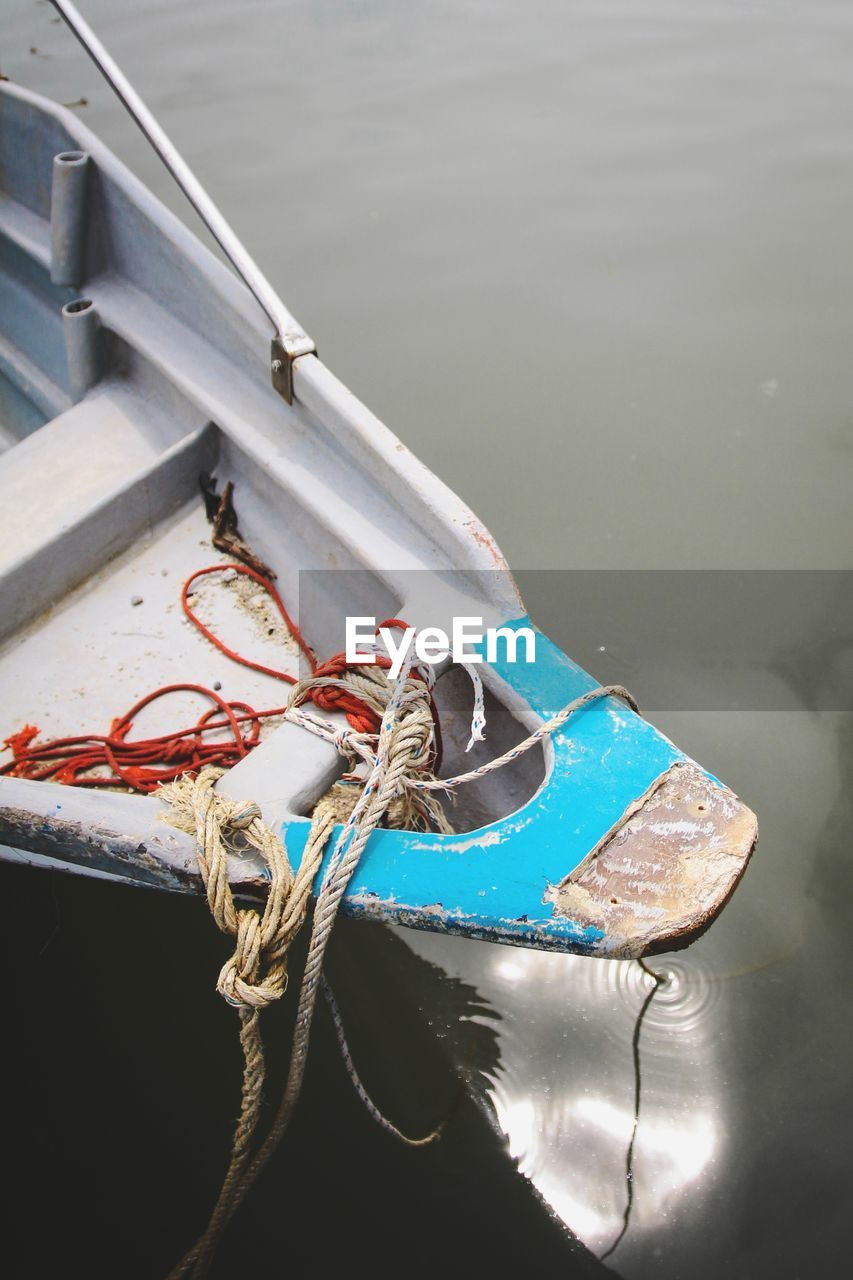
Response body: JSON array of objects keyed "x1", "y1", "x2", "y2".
[
  {"x1": 391, "y1": 696, "x2": 845, "y2": 1277},
  {"x1": 405, "y1": 933, "x2": 730, "y2": 1268}
]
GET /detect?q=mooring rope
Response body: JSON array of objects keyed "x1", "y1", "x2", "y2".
[
  {"x1": 159, "y1": 637, "x2": 636, "y2": 1278},
  {"x1": 161, "y1": 649, "x2": 452, "y2": 1276},
  {"x1": 319, "y1": 972, "x2": 453, "y2": 1148},
  {"x1": 160, "y1": 773, "x2": 350, "y2": 1278}
]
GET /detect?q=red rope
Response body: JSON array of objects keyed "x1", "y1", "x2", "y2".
[
  {"x1": 181, "y1": 564, "x2": 317, "y2": 680},
  {"x1": 0, "y1": 685, "x2": 286, "y2": 793},
  {"x1": 1, "y1": 570, "x2": 442, "y2": 791}
]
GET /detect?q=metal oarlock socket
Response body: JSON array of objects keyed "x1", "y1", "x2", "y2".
[{"x1": 48, "y1": 0, "x2": 315, "y2": 403}]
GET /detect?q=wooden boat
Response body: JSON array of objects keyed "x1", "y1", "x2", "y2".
[{"x1": 0, "y1": 36, "x2": 756, "y2": 958}]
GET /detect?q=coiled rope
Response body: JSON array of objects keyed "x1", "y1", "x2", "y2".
[{"x1": 0, "y1": 564, "x2": 442, "y2": 788}]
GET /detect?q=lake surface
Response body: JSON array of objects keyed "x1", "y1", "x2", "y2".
[{"x1": 3, "y1": 1, "x2": 852, "y2": 1276}]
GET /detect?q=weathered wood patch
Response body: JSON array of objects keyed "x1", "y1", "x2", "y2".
[{"x1": 546, "y1": 763, "x2": 757, "y2": 957}]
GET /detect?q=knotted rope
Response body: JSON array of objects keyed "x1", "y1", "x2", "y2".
[{"x1": 162, "y1": 649, "x2": 454, "y2": 1278}]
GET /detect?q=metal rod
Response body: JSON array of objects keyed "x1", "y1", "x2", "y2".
[{"x1": 48, "y1": 0, "x2": 314, "y2": 399}]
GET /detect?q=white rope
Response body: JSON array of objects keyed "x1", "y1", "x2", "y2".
[
  {"x1": 279, "y1": 672, "x2": 637, "y2": 790},
  {"x1": 320, "y1": 974, "x2": 450, "y2": 1147},
  {"x1": 460, "y1": 661, "x2": 486, "y2": 752}
]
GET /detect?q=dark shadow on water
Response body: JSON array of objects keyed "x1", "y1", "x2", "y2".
[{"x1": 0, "y1": 863, "x2": 620, "y2": 1279}]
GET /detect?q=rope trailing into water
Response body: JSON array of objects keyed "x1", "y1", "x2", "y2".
[
  {"x1": 162, "y1": 648, "x2": 454, "y2": 1277},
  {"x1": 160, "y1": 773, "x2": 344, "y2": 1278}
]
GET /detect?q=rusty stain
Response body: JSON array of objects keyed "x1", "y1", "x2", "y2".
[{"x1": 200, "y1": 474, "x2": 275, "y2": 578}]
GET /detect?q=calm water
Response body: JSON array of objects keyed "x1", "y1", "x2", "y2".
[{"x1": 3, "y1": 1, "x2": 853, "y2": 1276}]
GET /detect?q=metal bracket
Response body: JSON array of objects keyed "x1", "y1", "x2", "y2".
[{"x1": 271, "y1": 332, "x2": 316, "y2": 404}]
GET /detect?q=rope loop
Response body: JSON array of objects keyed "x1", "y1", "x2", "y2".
[{"x1": 159, "y1": 767, "x2": 299, "y2": 1016}]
